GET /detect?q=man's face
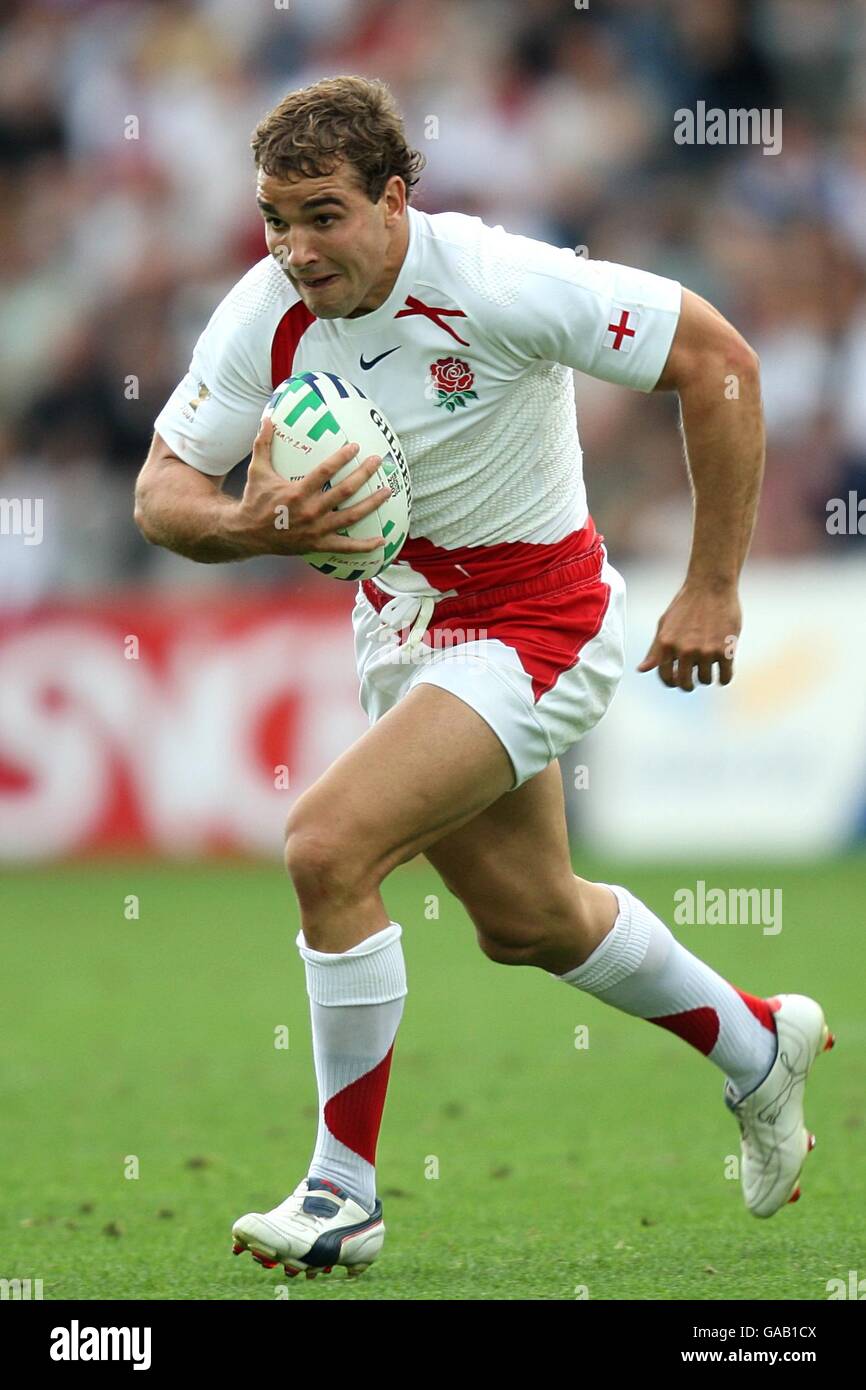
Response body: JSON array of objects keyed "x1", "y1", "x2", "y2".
[{"x1": 256, "y1": 160, "x2": 407, "y2": 319}]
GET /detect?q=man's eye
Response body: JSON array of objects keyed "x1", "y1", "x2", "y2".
[{"x1": 265, "y1": 215, "x2": 334, "y2": 228}]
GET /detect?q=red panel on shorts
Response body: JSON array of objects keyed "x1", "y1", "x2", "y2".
[
  {"x1": 446, "y1": 575, "x2": 612, "y2": 703},
  {"x1": 392, "y1": 516, "x2": 599, "y2": 597},
  {"x1": 361, "y1": 518, "x2": 613, "y2": 703}
]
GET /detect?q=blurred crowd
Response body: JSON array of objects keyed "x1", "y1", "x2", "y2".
[{"x1": 1, "y1": 0, "x2": 865, "y2": 603}]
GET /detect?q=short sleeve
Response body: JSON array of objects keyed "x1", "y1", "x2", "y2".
[
  {"x1": 153, "y1": 296, "x2": 272, "y2": 476},
  {"x1": 495, "y1": 239, "x2": 682, "y2": 392}
]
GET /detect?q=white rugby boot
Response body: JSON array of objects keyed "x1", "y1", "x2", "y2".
[
  {"x1": 724, "y1": 993, "x2": 835, "y2": 1218},
  {"x1": 232, "y1": 1177, "x2": 384, "y2": 1279}
]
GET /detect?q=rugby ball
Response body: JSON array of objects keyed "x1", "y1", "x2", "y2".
[{"x1": 265, "y1": 370, "x2": 411, "y2": 581}]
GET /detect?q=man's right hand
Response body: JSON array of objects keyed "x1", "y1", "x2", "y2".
[{"x1": 232, "y1": 414, "x2": 392, "y2": 557}]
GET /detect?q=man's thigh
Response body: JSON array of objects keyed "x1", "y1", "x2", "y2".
[
  {"x1": 288, "y1": 682, "x2": 516, "y2": 880},
  {"x1": 422, "y1": 758, "x2": 578, "y2": 936}
]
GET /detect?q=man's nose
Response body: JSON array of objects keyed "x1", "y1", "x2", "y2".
[{"x1": 279, "y1": 229, "x2": 318, "y2": 271}]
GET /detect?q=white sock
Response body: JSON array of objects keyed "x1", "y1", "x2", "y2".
[
  {"x1": 554, "y1": 884, "x2": 778, "y2": 1097},
  {"x1": 296, "y1": 921, "x2": 406, "y2": 1212}
]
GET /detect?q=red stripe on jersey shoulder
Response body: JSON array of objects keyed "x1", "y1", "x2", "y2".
[{"x1": 271, "y1": 302, "x2": 316, "y2": 387}]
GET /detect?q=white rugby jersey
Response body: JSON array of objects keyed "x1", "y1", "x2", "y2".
[{"x1": 154, "y1": 205, "x2": 681, "y2": 600}]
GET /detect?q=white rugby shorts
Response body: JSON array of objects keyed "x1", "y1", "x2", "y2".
[{"x1": 351, "y1": 533, "x2": 626, "y2": 791}]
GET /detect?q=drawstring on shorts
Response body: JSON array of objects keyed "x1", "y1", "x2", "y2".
[{"x1": 372, "y1": 593, "x2": 436, "y2": 653}]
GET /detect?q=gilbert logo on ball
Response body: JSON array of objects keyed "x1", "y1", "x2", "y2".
[{"x1": 266, "y1": 371, "x2": 411, "y2": 582}]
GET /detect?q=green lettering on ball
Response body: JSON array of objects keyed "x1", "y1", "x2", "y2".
[
  {"x1": 284, "y1": 389, "x2": 321, "y2": 426},
  {"x1": 308, "y1": 410, "x2": 340, "y2": 442},
  {"x1": 383, "y1": 530, "x2": 405, "y2": 561}
]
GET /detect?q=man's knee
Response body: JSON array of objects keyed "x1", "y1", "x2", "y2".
[
  {"x1": 468, "y1": 879, "x2": 598, "y2": 966},
  {"x1": 284, "y1": 801, "x2": 371, "y2": 906},
  {"x1": 475, "y1": 924, "x2": 552, "y2": 966},
  {"x1": 470, "y1": 900, "x2": 557, "y2": 964}
]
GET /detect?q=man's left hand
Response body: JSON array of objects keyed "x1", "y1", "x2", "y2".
[{"x1": 637, "y1": 583, "x2": 741, "y2": 691}]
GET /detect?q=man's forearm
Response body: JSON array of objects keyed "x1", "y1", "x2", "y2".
[
  {"x1": 677, "y1": 351, "x2": 765, "y2": 589},
  {"x1": 134, "y1": 472, "x2": 254, "y2": 563}
]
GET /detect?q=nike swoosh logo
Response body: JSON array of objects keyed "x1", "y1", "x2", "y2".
[{"x1": 359, "y1": 346, "x2": 401, "y2": 370}]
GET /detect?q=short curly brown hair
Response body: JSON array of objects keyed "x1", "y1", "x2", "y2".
[{"x1": 250, "y1": 74, "x2": 425, "y2": 204}]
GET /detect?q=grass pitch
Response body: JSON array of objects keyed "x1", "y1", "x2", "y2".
[{"x1": 2, "y1": 854, "x2": 864, "y2": 1300}]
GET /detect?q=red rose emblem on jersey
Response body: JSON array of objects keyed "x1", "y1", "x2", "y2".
[{"x1": 428, "y1": 357, "x2": 478, "y2": 412}]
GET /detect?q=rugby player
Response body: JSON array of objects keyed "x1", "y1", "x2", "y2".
[{"x1": 134, "y1": 76, "x2": 833, "y2": 1280}]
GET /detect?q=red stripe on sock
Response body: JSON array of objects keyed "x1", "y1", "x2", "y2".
[
  {"x1": 323, "y1": 1043, "x2": 396, "y2": 1165},
  {"x1": 734, "y1": 989, "x2": 780, "y2": 1032},
  {"x1": 648, "y1": 1006, "x2": 720, "y2": 1055}
]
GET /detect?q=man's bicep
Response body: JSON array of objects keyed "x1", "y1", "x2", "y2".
[{"x1": 652, "y1": 287, "x2": 755, "y2": 392}]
